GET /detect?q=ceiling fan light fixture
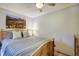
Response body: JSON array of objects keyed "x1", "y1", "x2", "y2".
[{"x1": 36, "y1": 3, "x2": 43, "y2": 9}]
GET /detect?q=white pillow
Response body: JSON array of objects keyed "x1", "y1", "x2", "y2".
[
  {"x1": 22, "y1": 31, "x2": 29, "y2": 38},
  {"x1": 12, "y1": 31, "x2": 22, "y2": 39}
]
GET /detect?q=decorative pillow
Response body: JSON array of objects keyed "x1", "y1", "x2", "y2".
[
  {"x1": 12, "y1": 31, "x2": 22, "y2": 39},
  {"x1": 6, "y1": 31, "x2": 13, "y2": 39},
  {"x1": 22, "y1": 31, "x2": 29, "y2": 38}
]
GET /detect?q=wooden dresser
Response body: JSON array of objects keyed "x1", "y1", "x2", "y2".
[{"x1": 75, "y1": 35, "x2": 79, "y2": 56}]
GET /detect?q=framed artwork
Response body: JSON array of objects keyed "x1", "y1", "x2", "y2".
[{"x1": 6, "y1": 15, "x2": 26, "y2": 29}]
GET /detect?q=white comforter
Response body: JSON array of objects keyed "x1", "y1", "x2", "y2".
[{"x1": 1, "y1": 36, "x2": 47, "y2": 56}]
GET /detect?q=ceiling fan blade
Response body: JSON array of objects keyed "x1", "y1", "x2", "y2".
[{"x1": 48, "y1": 3, "x2": 56, "y2": 6}]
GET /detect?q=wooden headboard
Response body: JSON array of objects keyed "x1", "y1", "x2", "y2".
[
  {"x1": 0, "y1": 29, "x2": 8, "y2": 40},
  {"x1": 0, "y1": 29, "x2": 28, "y2": 40}
]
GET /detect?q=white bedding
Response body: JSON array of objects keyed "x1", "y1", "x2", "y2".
[{"x1": 1, "y1": 36, "x2": 47, "y2": 56}]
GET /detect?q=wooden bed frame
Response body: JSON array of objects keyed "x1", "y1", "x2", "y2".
[
  {"x1": 32, "y1": 39, "x2": 55, "y2": 56},
  {"x1": 0, "y1": 29, "x2": 55, "y2": 56}
]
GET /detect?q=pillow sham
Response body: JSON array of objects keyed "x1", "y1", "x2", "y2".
[
  {"x1": 12, "y1": 31, "x2": 22, "y2": 39},
  {"x1": 6, "y1": 31, "x2": 13, "y2": 39},
  {"x1": 22, "y1": 31, "x2": 29, "y2": 38}
]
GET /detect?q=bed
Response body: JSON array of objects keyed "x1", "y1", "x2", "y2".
[{"x1": 0, "y1": 30, "x2": 55, "y2": 56}]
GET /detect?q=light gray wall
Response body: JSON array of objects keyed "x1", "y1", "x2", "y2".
[
  {"x1": 33, "y1": 4, "x2": 79, "y2": 55},
  {"x1": 33, "y1": 4, "x2": 79, "y2": 47},
  {"x1": 0, "y1": 8, "x2": 27, "y2": 29},
  {"x1": 0, "y1": 8, "x2": 5, "y2": 29}
]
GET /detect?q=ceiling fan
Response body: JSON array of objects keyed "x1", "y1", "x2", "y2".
[{"x1": 36, "y1": 3, "x2": 56, "y2": 12}]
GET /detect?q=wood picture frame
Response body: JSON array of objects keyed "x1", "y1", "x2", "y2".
[{"x1": 6, "y1": 15, "x2": 26, "y2": 29}]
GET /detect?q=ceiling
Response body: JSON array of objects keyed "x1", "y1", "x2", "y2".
[{"x1": 0, "y1": 3, "x2": 77, "y2": 18}]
